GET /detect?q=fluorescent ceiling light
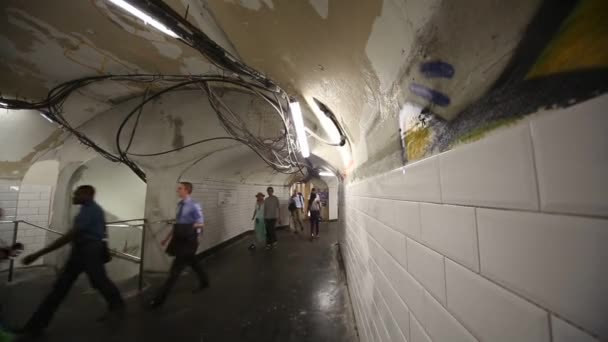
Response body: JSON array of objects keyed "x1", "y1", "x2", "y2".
[
  {"x1": 108, "y1": 0, "x2": 179, "y2": 38},
  {"x1": 318, "y1": 171, "x2": 335, "y2": 177},
  {"x1": 290, "y1": 101, "x2": 310, "y2": 158},
  {"x1": 39, "y1": 112, "x2": 53, "y2": 123}
]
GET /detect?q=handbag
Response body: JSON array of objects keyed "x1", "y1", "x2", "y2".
[{"x1": 173, "y1": 223, "x2": 196, "y2": 239}]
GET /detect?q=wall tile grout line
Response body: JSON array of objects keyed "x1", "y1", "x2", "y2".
[
  {"x1": 474, "y1": 207, "x2": 481, "y2": 274},
  {"x1": 349, "y1": 193, "x2": 608, "y2": 221},
  {"x1": 345, "y1": 199, "x2": 604, "y2": 341},
  {"x1": 527, "y1": 120, "x2": 543, "y2": 212}
]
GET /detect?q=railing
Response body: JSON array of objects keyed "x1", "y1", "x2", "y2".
[{"x1": 0, "y1": 218, "x2": 172, "y2": 291}]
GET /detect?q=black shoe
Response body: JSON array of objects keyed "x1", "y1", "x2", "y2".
[{"x1": 248, "y1": 243, "x2": 256, "y2": 250}]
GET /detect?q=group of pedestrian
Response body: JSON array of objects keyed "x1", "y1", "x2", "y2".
[
  {"x1": 7, "y1": 182, "x2": 209, "y2": 339},
  {"x1": 3, "y1": 182, "x2": 325, "y2": 338},
  {"x1": 249, "y1": 187, "x2": 281, "y2": 251},
  {"x1": 248, "y1": 186, "x2": 322, "y2": 251}
]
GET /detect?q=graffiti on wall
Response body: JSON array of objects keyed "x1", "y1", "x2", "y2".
[{"x1": 401, "y1": 0, "x2": 608, "y2": 163}]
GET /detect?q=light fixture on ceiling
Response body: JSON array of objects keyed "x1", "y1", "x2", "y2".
[
  {"x1": 289, "y1": 101, "x2": 310, "y2": 158},
  {"x1": 318, "y1": 171, "x2": 335, "y2": 177},
  {"x1": 108, "y1": 0, "x2": 179, "y2": 38},
  {"x1": 39, "y1": 112, "x2": 53, "y2": 123}
]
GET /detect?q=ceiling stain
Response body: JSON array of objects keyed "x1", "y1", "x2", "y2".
[{"x1": 206, "y1": 0, "x2": 386, "y2": 145}]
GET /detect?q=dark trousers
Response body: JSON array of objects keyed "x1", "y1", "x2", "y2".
[
  {"x1": 155, "y1": 253, "x2": 208, "y2": 304},
  {"x1": 264, "y1": 219, "x2": 277, "y2": 245},
  {"x1": 310, "y1": 211, "x2": 320, "y2": 236},
  {"x1": 25, "y1": 241, "x2": 124, "y2": 332}
]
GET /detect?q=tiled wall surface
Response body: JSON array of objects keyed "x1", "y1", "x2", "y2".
[
  {"x1": 0, "y1": 180, "x2": 21, "y2": 272},
  {"x1": 341, "y1": 95, "x2": 608, "y2": 342},
  {"x1": 190, "y1": 181, "x2": 290, "y2": 251},
  {"x1": 0, "y1": 182, "x2": 51, "y2": 270}
]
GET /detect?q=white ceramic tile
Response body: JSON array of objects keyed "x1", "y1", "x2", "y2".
[
  {"x1": 370, "y1": 259, "x2": 410, "y2": 338},
  {"x1": 530, "y1": 94, "x2": 608, "y2": 217},
  {"x1": 477, "y1": 209, "x2": 608, "y2": 339},
  {"x1": 0, "y1": 193, "x2": 18, "y2": 201},
  {"x1": 424, "y1": 291, "x2": 478, "y2": 342},
  {"x1": 439, "y1": 121, "x2": 539, "y2": 210},
  {"x1": 410, "y1": 313, "x2": 431, "y2": 342},
  {"x1": 407, "y1": 238, "x2": 446, "y2": 305},
  {"x1": 393, "y1": 156, "x2": 442, "y2": 203},
  {"x1": 420, "y1": 203, "x2": 479, "y2": 272},
  {"x1": 0, "y1": 200, "x2": 17, "y2": 208},
  {"x1": 374, "y1": 287, "x2": 408, "y2": 342},
  {"x1": 366, "y1": 215, "x2": 407, "y2": 268},
  {"x1": 551, "y1": 316, "x2": 599, "y2": 342},
  {"x1": 445, "y1": 259, "x2": 550, "y2": 342},
  {"x1": 393, "y1": 200, "x2": 421, "y2": 240},
  {"x1": 370, "y1": 295, "x2": 393, "y2": 342},
  {"x1": 376, "y1": 198, "x2": 397, "y2": 230},
  {"x1": 18, "y1": 193, "x2": 40, "y2": 200},
  {"x1": 368, "y1": 236, "x2": 426, "y2": 323}
]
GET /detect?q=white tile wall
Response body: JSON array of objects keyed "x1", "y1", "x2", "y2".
[
  {"x1": 190, "y1": 181, "x2": 289, "y2": 252},
  {"x1": 364, "y1": 213, "x2": 407, "y2": 268},
  {"x1": 369, "y1": 258, "x2": 411, "y2": 338},
  {"x1": 367, "y1": 235, "x2": 426, "y2": 324},
  {"x1": 551, "y1": 316, "x2": 600, "y2": 342},
  {"x1": 373, "y1": 286, "x2": 408, "y2": 342},
  {"x1": 410, "y1": 313, "x2": 431, "y2": 342},
  {"x1": 389, "y1": 156, "x2": 442, "y2": 203},
  {"x1": 477, "y1": 209, "x2": 608, "y2": 339},
  {"x1": 439, "y1": 121, "x2": 539, "y2": 211},
  {"x1": 0, "y1": 182, "x2": 51, "y2": 270},
  {"x1": 393, "y1": 200, "x2": 421, "y2": 240},
  {"x1": 423, "y1": 291, "x2": 478, "y2": 342},
  {"x1": 530, "y1": 94, "x2": 608, "y2": 217},
  {"x1": 342, "y1": 96, "x2": 606, "y2": 342},
  {"x1": 445, "y1": 259, "x2": 550, "y2": 342},
  {"x1": 407, "y1": 238, "x2": 446, "y2": 305},
  {"x1": 420, "y1": 203, "x2": 479, "y2": 272}
]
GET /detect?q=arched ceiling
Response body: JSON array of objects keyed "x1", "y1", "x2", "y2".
[{"x1": 2, "y1": 0, "x2": 605, "y2": 183}]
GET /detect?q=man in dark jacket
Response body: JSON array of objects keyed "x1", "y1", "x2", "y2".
[{"x1": 18, "y1": 185, "x2": 124, "y2": 337}]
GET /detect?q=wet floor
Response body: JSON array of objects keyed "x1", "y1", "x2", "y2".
[{"x1": 1, "y1": 222, "x2": 359, "y2": 342}]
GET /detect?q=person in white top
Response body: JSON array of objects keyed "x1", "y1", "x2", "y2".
[{"x1": 309, "y1": 195, "x2": 322, "y2": 238}]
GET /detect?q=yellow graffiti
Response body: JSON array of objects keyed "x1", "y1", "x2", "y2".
[
  {"x1": 405, "y1": 127, "x2": 431, "y2": 162},
  {"x1": 527, "y1": 0, "x2": 608, "y2": 79}
]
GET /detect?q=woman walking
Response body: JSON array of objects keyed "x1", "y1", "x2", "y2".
[
  {"x1": 249, "y1": 192, "x2": 266, "y2": 250},
  {"x1": 309, "y1": 195, "x2": 321, "y2": 239}
]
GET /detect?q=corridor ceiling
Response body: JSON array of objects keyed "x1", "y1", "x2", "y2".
[{"x1": 3, "y1": 0, "x2": 605, "y2": 181}]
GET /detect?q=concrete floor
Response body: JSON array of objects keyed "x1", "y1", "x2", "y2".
[{"x1": 1, "y1": 222, "x2": 359, "y2": 342}]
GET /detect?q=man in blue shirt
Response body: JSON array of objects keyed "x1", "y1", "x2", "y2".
[
  {"x1": 149, "y1": 182, "x2": 209, "y2": 308},
  {"x1": 18, "y1": 185, "x2": 124, "y2": 337}
]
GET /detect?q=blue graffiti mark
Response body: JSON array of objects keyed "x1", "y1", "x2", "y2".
[
  {"x1": 409, "y1": 83, "x2": 451, "y2": 107},
  {"x1": 420, "y1": 61, "x2": 455, "y2": 79}
]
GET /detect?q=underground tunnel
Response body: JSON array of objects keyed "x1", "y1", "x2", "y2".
[{"x1": 0, "y1": 0, "x2": 607, "y2": 341}]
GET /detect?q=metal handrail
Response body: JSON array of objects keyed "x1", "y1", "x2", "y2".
[
  {"x1": 3, "y1": 218, "x2": 175, "y2": 290},
  {"x1": 17, "y1": 220, "x2": 142, "y2": 263}
]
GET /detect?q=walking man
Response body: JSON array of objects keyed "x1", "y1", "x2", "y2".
[
  {"x1": 264, "y1": 187, "x2": 281, "y2": 250},
  {"x1": 288, "y1": 190, "x2": 305, "y2": 233},
  {"x1": 149, "y1": 182, "x2": 209, "y2": 308},
  {"x1": 19, "y1": 185, "x2": 124, "y2": 337}
]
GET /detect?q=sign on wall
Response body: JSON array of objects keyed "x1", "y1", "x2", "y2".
[{"x1": 218, "y1": 190, "x2": 237, "y2": 206}]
